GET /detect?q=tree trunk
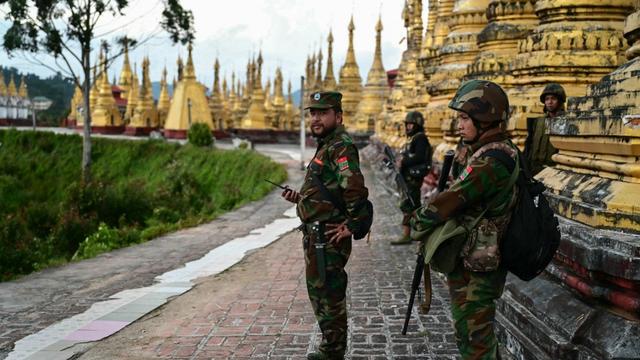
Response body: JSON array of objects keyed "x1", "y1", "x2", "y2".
[{"x1": 81, "y1": 49, "x2": 92, "y2": 182}]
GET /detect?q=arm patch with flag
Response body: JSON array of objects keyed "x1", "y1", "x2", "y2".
[{"x1": 338, "y1": 156, "x2": 349, "y2": 171}]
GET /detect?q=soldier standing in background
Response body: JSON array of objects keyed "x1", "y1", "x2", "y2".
[
  {"x1": 390, "y1": 111, "x2": 432, "y2": 245},
  {"x1": 281, "y1": 91, "x2": 370, "y2": 360},
  {"x1": 524, "y1": 83, "x2": 566, "y2": 175},
  {"x1": 412, "y1": 80, "x2": 519, "y2": 359}
]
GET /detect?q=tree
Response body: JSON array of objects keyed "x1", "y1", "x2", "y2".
[{"x1": 1, "y1": 0, "x2": 195, "y2": 181}]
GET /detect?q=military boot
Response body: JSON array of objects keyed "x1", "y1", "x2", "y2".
[{"x1": 390, "y1": 234, "x2": 412, "y2": 245}]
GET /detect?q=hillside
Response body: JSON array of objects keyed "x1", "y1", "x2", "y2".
[{"x1": 0, "y1": 129, "x2": 287, "y2": 280}]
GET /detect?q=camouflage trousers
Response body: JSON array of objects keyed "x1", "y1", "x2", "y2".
[
  {"x1": 303, "y1": 231, "x2": 352, "y2": 358},
  {"x1": 447, "y1": 261, "x2": 507, "y2": 360},
  {"x1": 399, "y1": 177, "x2": 422, "y2": 226}
]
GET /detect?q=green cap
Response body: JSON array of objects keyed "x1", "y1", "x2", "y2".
[{"x1": 305, "y1": 91, "x2": 342, "y2": 110}]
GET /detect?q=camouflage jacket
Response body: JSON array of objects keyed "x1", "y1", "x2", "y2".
[
  {"x1": 297, "y1": 125, "x2": 370, "y2": 232},
  {"x1": 411, "y1": 131, "x2": 517, "y2": 236}
]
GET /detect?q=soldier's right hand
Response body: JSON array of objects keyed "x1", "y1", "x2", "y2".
[{"x1": 281, "y1": 188, "x2": 301, "y2": 203}]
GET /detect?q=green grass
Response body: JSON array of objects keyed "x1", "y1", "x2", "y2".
[{"x1": 0, "y1": 129, "x2": 287, "y2": 281}]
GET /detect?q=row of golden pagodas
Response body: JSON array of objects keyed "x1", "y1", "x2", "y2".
[
  {"x1": 302, "y1": 15, "x2": 390, "y2": 137},
  {"x1": 67, "y1": 43, "x2": 300, "y2": 138},
  {"x1": 0, "y1": 72, "x2": 31, "y2": 122},
  {"x1": 365, "y1": 0, "x2": 639, "y2": 357}
]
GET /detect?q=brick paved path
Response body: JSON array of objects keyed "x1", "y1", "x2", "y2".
[{"x1": 79, "y1": 155, "x2": 461, "y2": 359}]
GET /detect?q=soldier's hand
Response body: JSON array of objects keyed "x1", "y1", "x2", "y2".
[
  {"x1": 281, "y1": 188, "x2": 300, "y2": 203},
  {"x1": 325, "y1": 222, "x2": 352, "y2": 244}
]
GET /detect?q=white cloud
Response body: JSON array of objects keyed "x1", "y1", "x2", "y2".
[{"x1": 0, "y1": 0, "x2": 427, "y2": 91}]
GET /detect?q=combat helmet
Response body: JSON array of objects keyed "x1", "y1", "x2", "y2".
[
  {"x1": 448, "y1": 80, "x2": 509, "y2": 127},
  {"x1": 404, "y1": 111, "x2": 425, "y2": 127},
  {"x1": 539, "y1": 83, "x2": 566, "y2": 104}
]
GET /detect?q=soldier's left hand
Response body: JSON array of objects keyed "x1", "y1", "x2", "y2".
[{"x1": 325, "y1": 222, "x2": 352, "y2": 244}]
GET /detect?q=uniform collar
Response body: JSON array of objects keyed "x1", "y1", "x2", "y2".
[{"x1": 467, "y1": 128, "x2": 508, "y2": 154}]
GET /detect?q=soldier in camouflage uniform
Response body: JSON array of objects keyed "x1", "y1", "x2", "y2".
[
  {"x1": 524, "y1": 83, "x2": 566, "y2": 175},
  {"x1": 391, "y1": 111, "x2": 432, "y2": 245},
  {"x1": 411, "y1": 80, "x2": 518, "y2": 360},
  {"x1": 281, "y1": 91, "x2": 370, "y2": 360}
]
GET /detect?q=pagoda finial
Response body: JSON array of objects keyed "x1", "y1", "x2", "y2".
[
  {"x1": 177, "y1": 56, "x2": 184, "y2": 81},
  {"x1": 184, "y1": 43, "x2": 196, "y2": 79},
  {"x1": 213, "y1": 58, "x2": 221, "y2": 95},
  {"x1": 324, "y1": 29, "x2": 337, "y2": 89}
]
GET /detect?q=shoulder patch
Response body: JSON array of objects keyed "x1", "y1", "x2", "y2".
[
  {"x1": 337, "y1": 156, "x2": 349, "y2": 171},
  {"x1": 459, "y1": 165, "x2": 473, "y2": 181}
]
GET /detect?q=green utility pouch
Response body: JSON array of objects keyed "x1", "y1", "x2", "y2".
[
  {"x1": 462, "y1": 218, "x2": 501, "y2": 272},
  {"x1": 412, "y1": 151, "x2": 520, "y2": 274}
]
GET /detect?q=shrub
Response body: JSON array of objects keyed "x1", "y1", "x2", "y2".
[{"x1": 188, "y1": 123, "x2": 213, "y2": 147}]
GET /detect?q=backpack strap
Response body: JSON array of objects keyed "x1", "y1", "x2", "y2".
[{"x1": 310, "y1": 171, "x2": 348, "y2": 215}]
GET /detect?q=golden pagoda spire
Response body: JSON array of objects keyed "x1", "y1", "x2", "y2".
[
  {"x1": 209, "y1": 58, "x2": 224, "y2": 129},
  {"x1": 118, "y1": 40, "x2": 132, "y2": 95},
  {"x1": 177, "y1": 55, "x2": 184, "y2": 81},
  {"x1": 410, "y1": 0, "x2": 423, "y2": 51},
  {"x1": 284, "y1": 79, "x2": 294, "y2": 130},
  {"x1": 125, "y1": 63, "x2": 139, "y2": 122},
  {"x1": 92, "y1": 52, "x2": 123, "y2": 128},
  {"x1": 164, "y1": 43, "x2": 215, "y2": 138},
  {"x1": 338, "y1": 15, "x2": 363, "y2": 130},
  {"x1": 7, "y1": 74, "x2": 18, "y2": 97},
  {"x1": 128, "y1": 56, "x2": 158, "y2": 131},
  {"x1": 315, "y1": 49, "x2": 323, "y2": 91},
  {"x1": 354, "y1": 14, "x2": 388, "y2": 135},
  {"x1": 184, "y1": 44, "x2": 196, "y2": 80},
  {"x1": 0, "y1": 72, "x2": 7, "y2": 96},
  {"x1": 310, "y1": 52, "x2": 317, "y2": 90},
  {"x1": 324, "y1": 30, "x2": 337, "y2": 90},
  {"x1": 241, "y1": 51, "x2": 269, "y2": 129},
  {"x1": 18, "y1": 76, "x2": 28, "y2": 98},
  {"x1": 157, "y1": 66, "x2": 171, "y2": 127},
  {"x1": 272, "y1": 68, "x2": 286, "y2": 129}
]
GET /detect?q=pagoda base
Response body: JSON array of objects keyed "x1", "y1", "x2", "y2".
[
  {"x1": 497, "y1": 270, "x2": 640, "y2": 360},
  {"x1": 212, "y1": 130, "x2": 231, "y2": 140},
  {"x1": 164, "y1": 129, "x2": 187, "y2": 139},
  {"x1": 124, "y1": 126, "x2": 157, "y2": 136},
  {"x1": 230, "y1": 129, "x2": 301, "y2": 144},
  {"x1": 76, "y1": 125, "x2": 125, "y2": 135},
  {"x1": 0, "y1": 118, "x2": 32, "y2": 126}
]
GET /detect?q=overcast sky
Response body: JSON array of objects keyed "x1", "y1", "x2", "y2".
[{"x1": 0, "y1": 1, "x2": 427, "y2": 92}]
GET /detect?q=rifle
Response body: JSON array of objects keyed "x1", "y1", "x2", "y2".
[
  {"x1": 402, "y1": 150, "x2": 455, "y2": 335},
  {"x1": 382, "y1": 145, "x2": 416, "y2": 208}
]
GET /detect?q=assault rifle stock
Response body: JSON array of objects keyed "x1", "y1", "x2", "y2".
[
  {"x1": 382, "y1": 145, "x2": 416, "y2": 208},
  {"x1": 402, "y1": 150, "x2": 455, "y2": 335}
]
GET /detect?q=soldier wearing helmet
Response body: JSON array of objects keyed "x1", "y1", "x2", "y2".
[
  {"x1": 411, "y1": 80, "x2": 519, "y2": 360},
  {"x1": 523, "y1": 83, "x2": 565, "y2": 175},
  {"x1": 391, "y1": 111, "x2": 432, "y2": 246}
]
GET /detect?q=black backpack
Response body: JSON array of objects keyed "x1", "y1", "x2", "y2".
[{"x1": 487, "y1": 150, "x2": 561, "y2": 281}]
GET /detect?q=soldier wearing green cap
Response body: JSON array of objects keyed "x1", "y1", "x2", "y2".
[
  {"x1": 281, "y1": 91, "x2": 370, "y2": 360},
  {"x1": 411, "y1": 80, "x2": 518, "y2": 360},
  {"x1": 524, "y1": 83, "x2": 565, "y2": 175},
  {"x1": 391, "y1": 110, "x2": 432, "y2": 246}
]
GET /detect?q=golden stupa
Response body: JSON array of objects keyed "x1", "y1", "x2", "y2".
[
  {"x1": 7, "y1": 74, "x2": 17, "y2": 97},
  {"x1": 164, "y1": 44, "x2": 214, "y2": 138},
  {"x1": 126, "y1": 56, "x2": 158, "y2": 134},
  {"x1": 209, "y1": 58, "x2": 224, "y2": 130},
  {"x1": 338, "y1": 16, "x2": 363, "y2": 130},
  {"x1": 272, "y1": 68, "x2": 287, "y2": 129},
  {"x1": 91, "y1": 53, "x2": 123, "y2": 131},
  {"x1": 157, "y1": 66, "x2": 171, "y2": 128},
  {"x1": 117, "y1": 42, "x2": 133, "y2": 96},
  {"x1": 241, "y1": 51, "x2": 270, "y2": 129},
  {"x1": 353, "y1": 16, "x2": 388, "y2": 135},
  {"x1": 124, "y1": 64, "x2": 139, "y2": 123},
  {"x1": 324, "y1": 30, "x2": 338, "y2": 90}
]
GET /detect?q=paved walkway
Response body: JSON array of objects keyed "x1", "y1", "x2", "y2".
[{"x1": 77, "y1": 147, "x2": 461, "y2": 359}]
